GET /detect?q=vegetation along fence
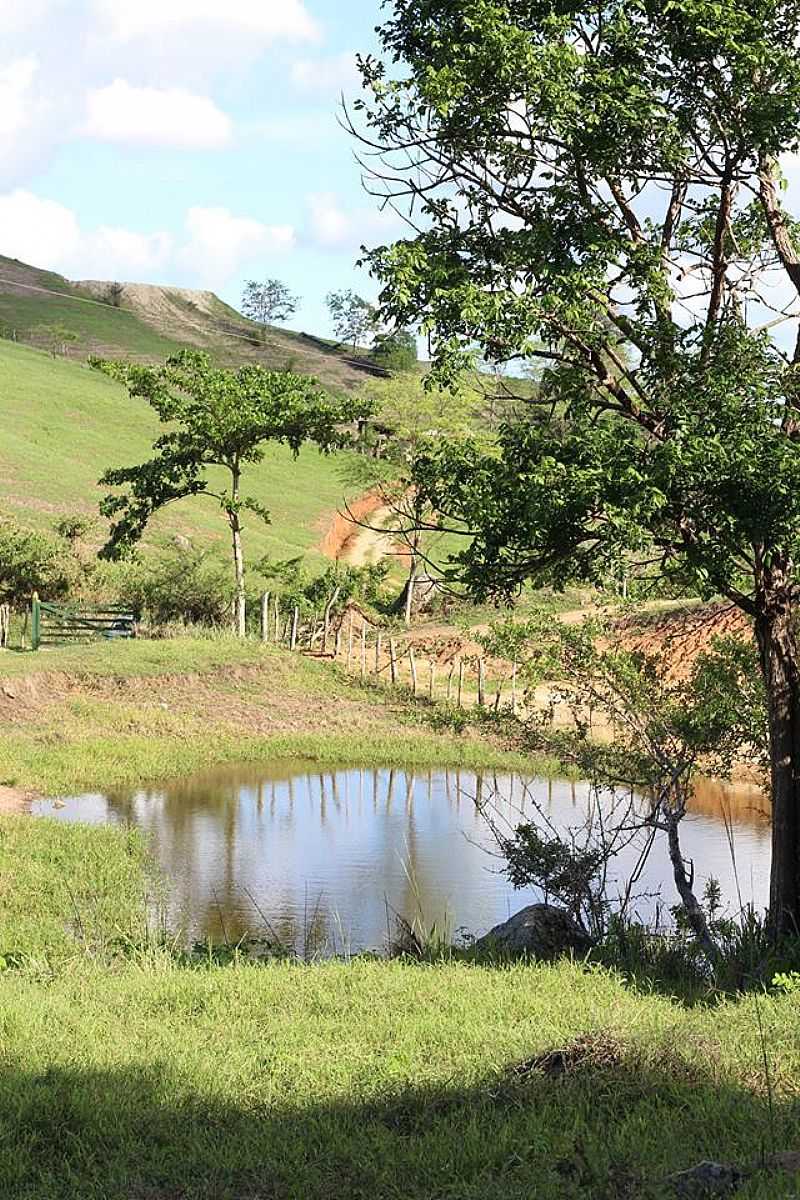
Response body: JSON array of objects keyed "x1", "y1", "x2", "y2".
[
  {"x1": 31, "y1": 593, "x2": 136, "y2": 650},
  {"x1": 257, "y1": 591, "x2": 519, "y2": 714}
]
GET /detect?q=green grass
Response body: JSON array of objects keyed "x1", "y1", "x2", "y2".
[
  {"x1": 0, "y1": 339, "x2": 358, "y2": 562},
  {"x1": 0, "y1": 291, "x2": 185, "y2": 358},
  {"x1": 0, "y1": 814, "x2": 798, "y2": 1199},
  {"x1": 0, "y1": 815, "x2": 151, "y2": 963},
  {"x1": 0, "y1": 637, "x2": 558, "y2": 795}
]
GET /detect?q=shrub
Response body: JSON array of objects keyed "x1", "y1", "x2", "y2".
[
  {"x1": 256, "y1": 556, "x2": 390, "y2": 615},
  {"x1": 114, "y1": 547, "x2": 236, "y2": 627},
  {"x1": 0, "y1": 516, "x2": 78, "y2": 607},
  {"x1": 371, "y1": 329, "x2": 418, "y2": 372}
]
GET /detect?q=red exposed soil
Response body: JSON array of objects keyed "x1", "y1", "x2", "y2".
[{"x1": 318, "y1": 492, "x2": 385, "y2": 560}]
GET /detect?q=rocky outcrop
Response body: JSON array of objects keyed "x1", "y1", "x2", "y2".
[{"x1": 474, "y1": 903, "x2": 592, "y2": 959}]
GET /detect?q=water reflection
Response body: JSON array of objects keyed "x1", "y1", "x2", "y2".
[{"x1": 33, "y1": 764, "x2": 772, "y2": 953}]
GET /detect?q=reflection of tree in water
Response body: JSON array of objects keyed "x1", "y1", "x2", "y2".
[{"x1": 93, "y1": 762, "x2": 772, "y2": 952}]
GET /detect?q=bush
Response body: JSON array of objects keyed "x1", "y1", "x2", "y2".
[
  {"x1": 256, "y1": 556, "x2": 390, "y2": 616},
  {"x1": 114, "y1": 547, "x2": 236, "y2": 627},
  {"x1": 0, "y1": 516, "x2": 78, "y2": 607},
  {"x1": 371, "y1": 329, "x2": 418, "y2": 372}
]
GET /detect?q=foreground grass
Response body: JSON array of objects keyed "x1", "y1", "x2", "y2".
[
  {"x1": 0, "y1": 811, "x2": 798, "y2": 1200},
  {"x1": 0, "y1": 637, "x2": 556, "y2": 796},
  {"x1": 1, "y1": 791, "x2": 799, "y2": 1197}
]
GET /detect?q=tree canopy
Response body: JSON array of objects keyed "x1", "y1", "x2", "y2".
[
  {"x1": 94, "y1": 351, "x2": 366, "y2": 634},
  {"x1": 353, "y1": 0, "x2": 800, "y2": 932},
  {"x1": 241, "y1": 278, "x2": 299, "y2": 328}
]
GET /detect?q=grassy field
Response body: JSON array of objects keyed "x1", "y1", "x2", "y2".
[
  {"x1": 0, "y1": 636, "x2": 556, "y2": 796},
  {"x1": 0, "y1": 254, "x2": 384, "y2": 390},
  {"x1": 0, "y1": 814, "x2": 798, "y2": 1198},
  {"x1": 0, "y1": 338, "x2": 360, "y2": 564}
]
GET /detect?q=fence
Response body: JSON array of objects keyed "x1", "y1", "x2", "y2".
[
  {"x1": 258, "y1": 591, "x2": 519, "y2": 714},
  {"x1": 0, "y1": 605, "x2": 9, "y2": 649},
  {"x1": 31, "y1": 594, "x2": 136, "y2": 650}
]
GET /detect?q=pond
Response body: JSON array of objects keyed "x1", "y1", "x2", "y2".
[{"x1": 33, "y1": 763, "x2": 772, "y2": 954}]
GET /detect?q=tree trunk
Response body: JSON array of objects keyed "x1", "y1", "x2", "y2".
[
  {"x1": 229, "y1": 466, "x2": 246, "y2": 638},
  {"x1": 404, "y1": 553, "x2": 417, "y2": 628},
  {"x1": 663, "y1": 804, "x2": 719, "y2": 966},
  {"x1": 755, "y1": 585, "x2": 800, "y2": 937}
]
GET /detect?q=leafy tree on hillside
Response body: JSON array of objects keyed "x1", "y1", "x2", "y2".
[
  {"x1": 241, "y1": 279, "x2": 299, "y2": 332},
  {"x1": 93, "y1": 350, "x2": 366, "y2": 636},
  {"x1": 352, "y1": 373, "x2": 480, "y2": 623},
  {"x1": 353, "y1": 0, "x2": 800, "y2": 933},
  {"x1": 326, "y1": 289, "x2": 376, "y2": 352},
  {"x1": 371, "y1": 328, "x2": 418, "y2": 372}
]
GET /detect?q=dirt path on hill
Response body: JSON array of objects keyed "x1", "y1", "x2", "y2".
[{"x1": 320, "y1": 493, "x2": 406, "y2": 566}]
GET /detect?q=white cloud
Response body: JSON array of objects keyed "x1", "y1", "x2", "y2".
[
  {"x1": 307, "y1": 192, "x2": 401, "y2": 251},
  {"x1": 178, "y1": 206, "x2": 295, "y2": 284},
  {"x1": 94, "y1": 0, "x2": 319, "y2": 42},
  {"x1": 0, "y1": 58, "x2": 59, "y2": 187},
  {"x1": 0, "y1": 58, "x2": 39, "y2": 149},
  {"x1": 0, "y1": 190, "x2": 81, "y2": 268},
  {"x1": 0, "y1": 0, "x2": 53, "y2": 33},
  {"x1": 290, "y1": 51, "x2": 360, "y2": 95},
  {"x1": 0, "y1": 190, "x2": 174, "y2": 279},
  {"x1": 0, "y1": 191, "x2": 297, "y2": 288},
  {"x1": 84, "y1": 80, "x2": 233, "y2": 149}
]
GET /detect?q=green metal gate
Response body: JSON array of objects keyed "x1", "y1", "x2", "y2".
[{"x1": 31, "y1": 593, "x2": 136, "y2": 649}]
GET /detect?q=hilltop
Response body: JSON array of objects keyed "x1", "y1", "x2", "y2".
[{"x1": 0, "y1": 254, "x2": 383, "y2": 392}]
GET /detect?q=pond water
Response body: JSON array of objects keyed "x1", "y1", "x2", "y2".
[{"x1": 33, "y1": 764, "x2": 772, "y2": 954}]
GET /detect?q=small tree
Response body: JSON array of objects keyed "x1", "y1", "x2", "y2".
[
  {"x1": 94, "y1": 351, "x2": 366, "y2": 636},
  {"x1": 372, "y1": 329, "x2": 418, "y2": 372},
  {"x1": 104, "y1": 282, "x2": 125, "y2": 308},
  {"x1": 0, "y1": 516, "x2": 77, "y2": 607},
  {"x1": 35, "y1": 324, "x2": 79, "y2": 357},
  {"x1": 481, "y1": 617, "x2": 767, "y2": 967},
  {"x1": 326, "y1": 290, "x2": 376, "y2": 352},
  {"x1": 241, "y1": 279, "x2": 299, "y2": 333}
]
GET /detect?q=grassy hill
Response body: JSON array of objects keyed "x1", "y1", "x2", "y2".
[
  {"x1": 0, "y1": 338, "x2": 358, "y2": 566},
  {"x1": 0, "y1": 254, "x2": 384, "y2": 392}
]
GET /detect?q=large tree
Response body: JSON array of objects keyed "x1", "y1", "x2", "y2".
[
  {"x1": 95, "y1": 351, "x2": 364, "y2": 636},
  {"x1": 353, "y1": 0, "x2": 800, "y2": 932}
]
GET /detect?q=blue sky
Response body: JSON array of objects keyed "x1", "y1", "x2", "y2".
[{"x1": 0, "y1": 0, "x2": 401, "y2": 337}]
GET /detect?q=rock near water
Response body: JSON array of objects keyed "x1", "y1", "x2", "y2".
[{"x1": 474, "y1": 904, "x2": 592, "y2": 959}]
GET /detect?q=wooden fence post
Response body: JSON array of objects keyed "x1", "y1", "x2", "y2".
[
  {"x1": 290, "y1": 606, "x2": 299, "y2": 651},
  {"x1": 457, "y1": 658, "x2": 464, "y2": 707},
  {"x1": 360, "y1": 625, "x2": 367, "y2": 680},
  {"x1": 375, "y1": 631, "x2": 382, "y2": 677},
  {"x1": 446, "y1": 660, "x2": 455, "y2": 703},
  {"x1": 260, "y1": 592, "x2": 270, "y2": 642},
  {"x1": 477, "y1": 658, "x2": 486, "y2": 707},
  {"x1": 334, "y1": 627, "x2": 342, "y2": 659},
  {"x1": 389, "y1": 638, "x2": 398, "y2": 685},
  {"x1": 323, "y1": 587, "x2": 341, "y2": 654},
  {"x1": 31, "y1": 593, "x2": 40, "y2": 651},
  {"x1": 346, "y1": 614, "x2": 354, "y2": 671},
  {"x1": 273, "y1": 596, "x2": 281, "y2": 642},
  {"x1": 408, "y1": 646, "x2": 418, "y2": 696}
]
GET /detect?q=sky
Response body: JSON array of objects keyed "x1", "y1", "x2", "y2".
[{"x1": 0, "y1": 0, "x2": 402, "y2": 338}]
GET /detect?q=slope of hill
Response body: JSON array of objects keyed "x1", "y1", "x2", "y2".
[
  {"x1": 0, "y1": 255, "x2": 381, "y2": 391},
  {"x1": 0, "y1": 338, "x2": 357, "y2": 565}
]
